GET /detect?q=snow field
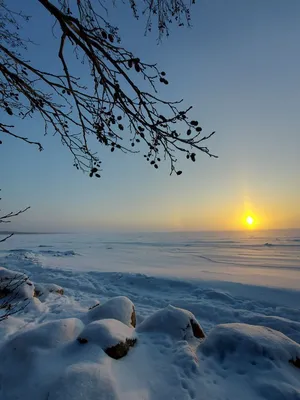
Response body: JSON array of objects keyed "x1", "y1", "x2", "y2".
[{"x1": 0, "y1": 266, "x2": 300, "y2": 400}]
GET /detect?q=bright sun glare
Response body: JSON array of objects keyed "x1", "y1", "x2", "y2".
[{"x1": 246, "y1": 216, "x2": 254, "y2": 225}]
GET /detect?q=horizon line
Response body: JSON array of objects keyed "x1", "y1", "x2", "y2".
[{"x1": 1, "y1": 227, "x2": 300, "y2": 236}]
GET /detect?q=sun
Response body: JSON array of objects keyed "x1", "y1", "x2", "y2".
[{"x1": 246, "y1": 215, "x2": 254, "y2": 226}]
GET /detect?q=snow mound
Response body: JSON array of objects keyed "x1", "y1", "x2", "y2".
[
  {"x1": 79, "y1": 319, "x2": 135, "y2": 349},
  {"x1": 257, "y1": 380, "x2": 300, "y2": 400},
  {"x1": 0, "y1": 267, "x2": 65, "y2": 321},
  {"x1": 0, "y1": 267, "x2": 24, "y2": 280},
  {"x1": 78, "y1": 319, "x2": 136, "y2": 359},
  {"x1": 0, "y1": 315, "x2": 26, "y2": 339},
  {"x1": 87, "y1": 296, "x2": 136, "y2": 327},
  {"x1": 200, "y1": 323, "x2": 300, "y2": 363},
  {"x1": 0, "y1": 267, "x2": 38, "y2": 321},
  {"x1": 0, "y1": 267, "x2": 64, "y2": 305},
  {"x1": 0, "y1": 267, "x2": 34, "y2": 300},
  {"x1": 48, "y1": 363, "x2": 119, "y2": 400},
  {"x1": 34, "y1": 282, "x2": 64, "y2": 299},
  {"x1": 137, "y1": 304, "x2": 205, "y2": 340},
  {"x1": 0, "y1": 318, "x2": 85, "y2": 399},
  {"x1": 2, "y1": 318, "x2": 84, "y2": 354},
  {"x1": 39, "y1": 249, "x2": 80, "y2": 257},
  {"x1": 201, "y1": 288, "x2": 235, "y2": 304}
]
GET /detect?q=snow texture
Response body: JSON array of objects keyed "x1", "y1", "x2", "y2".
[
  {"x1": 0, "y1": 231, "x2": 300, "y2": 399},
  {"x1": 0, "y1": 269, "x2": 299, "y2": 400}
]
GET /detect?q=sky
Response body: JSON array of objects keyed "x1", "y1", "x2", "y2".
[{"x1": 1, "y1": 0, "x2": 300, "y2": 233}]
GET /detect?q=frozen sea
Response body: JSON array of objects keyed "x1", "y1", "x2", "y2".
[
  {"x1": 1, "y1": 229, "x2": 300, "y2": 287},
  {"x1": 1, "y1": 229, "x2": 300, "y2": 313}
]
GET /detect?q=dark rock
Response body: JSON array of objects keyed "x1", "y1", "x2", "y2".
[
  {"x1": 105, "y1": 338, "x2": 137, "y2": 360},
  {"x1": 33, "y1": 288, "x2": 42, "y2": 298},
  {"x1": 131, "y1": 306, "x2": 136, "y2": 328},
  {"x1": 77, "y1": 337, "x2": 89, "y2": 344},
  {"x1": 49, "y1": 287, "x2": 64, "y2": 295},
  {"x1": 191, "y1": 319, "x2": 205, "y2": 339},
  {"x1": 289, "y1": 357, "x2": 300, "y2": 369}
]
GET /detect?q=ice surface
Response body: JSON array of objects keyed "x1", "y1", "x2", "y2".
[{"x1": 2, "y1": 230, "x2": 300, "y2": 289}]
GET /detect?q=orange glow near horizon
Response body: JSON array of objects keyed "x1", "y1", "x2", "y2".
[{"x1": 240, "y1": 195, "x2": 261, "y2": 230}]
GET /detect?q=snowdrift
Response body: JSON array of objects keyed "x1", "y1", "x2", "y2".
[{"x1": 0, "y1": 266, "x2": 300, "y2": 400}]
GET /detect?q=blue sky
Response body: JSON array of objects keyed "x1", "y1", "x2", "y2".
[{"x1": 1, "y1": 0, "x2": 300, "y2": 232}]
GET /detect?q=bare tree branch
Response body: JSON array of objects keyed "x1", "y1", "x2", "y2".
[
  {"x1": 0, "y1": 233, "x2": 14, "y2": 243},
  {"x1": 0, "y1": 273, "x2": 30, "y2": 321},
  {"x1": 0, "y1": 206, "x2": 31, "y2": 222},
  {"x1": 0, "y1": 0, "x2": 216, "y2": 177},
  {"x1": 0, "y1": 189, "x2": 30, "y2": 242}
]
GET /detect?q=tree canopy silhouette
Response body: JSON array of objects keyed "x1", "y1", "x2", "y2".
[{"x1": 0, "y1": 0, "x2": 216, "y2": 177}]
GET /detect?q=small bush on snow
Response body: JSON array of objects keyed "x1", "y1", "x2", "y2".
[{"x1": 0, "y1": 267, "x2": 32, "y2": 321}]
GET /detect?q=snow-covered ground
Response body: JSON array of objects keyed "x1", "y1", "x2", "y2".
[{"x1": 0, "y1": 230, "x2": 300, "y2": 399}]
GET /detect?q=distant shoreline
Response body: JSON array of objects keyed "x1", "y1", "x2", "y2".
[
  {"x1": 0, "y1": 231, "x2": 68, "y2": 235},
  {"x1": 0, "y1": 228, "x2": 299, "y2": 236}
]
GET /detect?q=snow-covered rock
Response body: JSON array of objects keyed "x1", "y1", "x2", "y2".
[
  {"x1": 0, "y1": 267, "x2": 34, "y2": 300},
  {"x1": 87, "y1": 296, "x2": 136, "y2": 327},
  {"x1": 200, "y1": 323, "x2": 300, "y2": 364},
  {"x1": 0, "y1": 268, "x2": 63, "y2": 311},
  {"x1": 33, "y1": 282, "x2": 64, "y2": 298},
  {"x1": 78, "y1": 318, "x2": 136, "y2": 359},
  {"x1": 33, "y1": 282, "x2": 44, "y2": 297},
  {"x1": 137, "y1": 304, "x2": 205, "y2": 340},
  {"x1": 0, "y1": 267, "x2": 24, "y2": 280},
  {"x1": 2, "y1": 318, "x2": 84, "y2": 353},
  {"x1": 47, "y1": 283, "x2": 64, "y2": 295}
]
